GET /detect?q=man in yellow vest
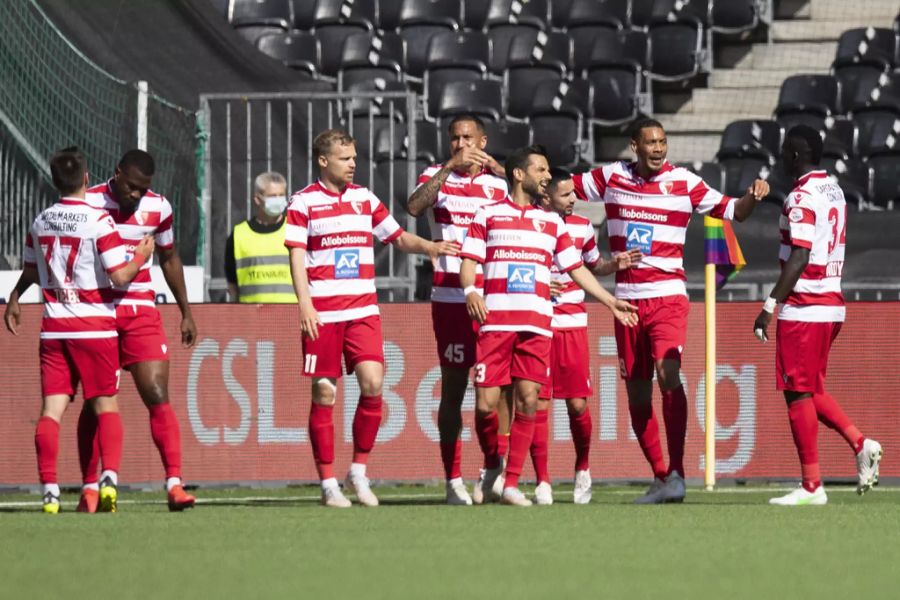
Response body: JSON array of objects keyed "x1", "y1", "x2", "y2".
[{"x1": 225, "y1": 171, "x2": 296, "y2": 303}]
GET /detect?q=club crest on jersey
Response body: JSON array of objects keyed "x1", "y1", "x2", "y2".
[
  {"x1": 532, "y1": 219, "x2": 546, "y2": 233},
  {"x1": 134, "y1": 211, "x2": 150, "y2": 225},
  {"x1": 507, "y1": 264, "x2": 536, "y2": 293},
  {"x1": 334, "y1": 249, "x2": 360, "y2": 279},
  {"x1": 625, "y1": 223, "x2": 654, "y2": 254},
  {"x1": 658, "y1": 181, "x2": 672, "y2": 196},
  {"x1": 789, "y1": 208, "x2": 804, "y2": 223},
  {"x1": 350, "y1": 200, "x2": 364, "y2": 215},
  {"x1": 482, "y1": 185, "x2": 498, "y2": 200}
]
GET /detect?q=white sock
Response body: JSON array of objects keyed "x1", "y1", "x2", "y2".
[
  {"x1": 166, "y1": 477, "x2": 182, "y2": 492},
  {"x1": 42, "y1": 483, "x2": 60, "y2": 499},
  {"x1": 100, "y1": 470, "x2": 118, "y2": 486},
  {"x1": 448, "y1": 477, "x2": 464, "y2": 487},
  {"x1": 321, "y1": 477, "x2": 339, "y2": 491},
  {"x1": 349, "y1": 463, "x2": 366, "y2": 478},
  {"x1": 82, "y1": 483, "x2": 99, "y2": 492}
]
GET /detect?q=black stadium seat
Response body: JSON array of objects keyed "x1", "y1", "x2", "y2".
[
  {"x1": 834, "y1": 63, "x2": 888, "y2": 114},
  {"x1": 234, "y1": 25, "x2": 288, "y2": 46},
  {"x1": 676, "y1": 161, "x2": 725, "y2": 192},
  {"x1": 342, "y1": 79, "x2": 409, "y2": 118},
  {"x1": 717, "y1": 120, "x2": 782, "y2": 162},
  {"x1": 822, "y1": 118, "x2": 859, "y2": 159},
  {"x1": 348, "y1": 113, "x2": 406, "y2": 159},
  {"x1": 504, "y1": 32, "x2": 571, "y2": 119},
  {"x1": 711, "y1": 0, "x2": 758, "y2": 34},
  {"x1": 338, "y1": 32, "x2": 405, "y2": 89},
  {"x1": 378, "y1": 0, "x2": 405, "y2": 30},
  {"x1": 486, "y1": 0, "x2": 551, "y2": 30},
  {"x1": 377, "y1": 120, "x2": 441, "y2": 163},
  {"x1": 631, "y1": 0, "x2": 710, "y2": 30},
  {"x1": 565, "y1": 0, "x2": 628, "y2": 29},
  {"x1": 231, "y1": 0, "x2": 292, "y2": 28},
  {"x1": 821, "y1": 157, "x2": 869, "y2": 208},
  {"x1": 399, "y1": 24, "x2": 459, "y2": 79},
  {"x1": 868, "y1": 154, "x2": 900, "y2": 209},
  {"x1": 489, "y1": 25, "x2": 538, "y2": 74},
  {"x1": 834, "y1": 27, "x2": 898, "y2": 69},
  {"x1": 313, "y1": 0, "x2": 377, "y2": 28},
  {"x1": 426, "y1": 31, "x2": 490, "y2": 71},
  {"x1": 425, "y1": 69, "x2": 485, "y2": 121},
  {"x1": 586, "y1": 68, "x2": 642, "y2": 126},
  {"x1": 776, "y1": 75, "x2": 840, "y2": 120},
  {"x1": 462, "y1": 0, "x2": 492, "y2": 29},
  {"x1": 256, "y1": 31, "x2": 320, "y2": 76},
  {"x1": 648, "y1": 18, "x2": 704, "y2": 81},
  {"x1": 584, "y1": 28, "x2": 650, "y2": 72},
  {"x1": 399, "y1": 0, "x2": 461, "y2": 27},
  {"x1": 437, "y1": 80, "x2": 503, "y2": 121},
  {"x1": 290, "y1": 0, "x2": 317, "y2": 30},
  {"x1": 483, "y1": 121, "x2": 532, "y2": 162},
  {"x1": 720, "y1": 157, "x2": 771, "y2": 200},
  {"x1": 316, "y1": 23, "x2": 373, "y2": 78},
  {"x1": 854, "y1": 111, "x2": 900, "y2": 157},
  {"x1": 529, "y1": 79, "x2": 591, "y2": 167}
]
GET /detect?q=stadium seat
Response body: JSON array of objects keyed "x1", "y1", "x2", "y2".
[
  {"x1": 425, "y1": 68, "x2": 486, "y2": 121},
  {"x1": 821, "y1": 156, "x2": 870, "y2": 208},
  {"x1": 483, "y1": 121, "x2": 532, "y2": 162},
  {"x1": 647, "y1": 18, "x2": 704, "y2": 81},
  {"x1": 853, "y1": 72, "x2": 900, "y2": 114},
  {"x1": 290, "y1": 0, "x2": 317, "y2": 30},
  {"x1": 868, "y1": 154, "x2": 900, "y2": 210},
  {"x1": 437, "y1": 80, "x2": 503, "y2": 121},
  {"x1": 316, "y1": 23, "x2": 373, "y2": 77},
  {"x1": 426, "y1": 31, "x2": 490, "y2": 71},
  {"x1": 550, "y1": 0, "x2": 574, "y2": 28},
  {"x1": 485, "y1": 0, "x2": 551, "y2": 30},
  {"x1": 313, "y1": 0, "x2": 377, "y2": 28},
  {"x1": 854, "y1": 110, "x2": 900, "y2": 157},
  {"x1": 717, "y1": 120, "x2": 783, "y2": 162},
  {"x1": 504, "y1": 32, "x2": 572, "y2": 119},
  {"x1": 506, "y1": 67, "x2": 566, "y2": 120},
  {"x1": 399, "y1": 0, "x2": 461, "y2": 27},
  {"x1": 822, "y1": 118, "x2": 859, "y2": 159},
  {"x1": 234, "y1": 25, "x2": 288, "y2": 46},
  {"x1": 488, "y1": 25, "x2": 541, "y2": 74},
  {"x1": 399, "y1": 23, "x2": 459, "y2": 79},
  {"x1": 776, "y1": 112, "x2": 827, "y2": 133},
  {"x1": 710, "y1": 0, "x2": 758, "y2": 34},
  {"x1": 563, "y1": 0, "x2": 628, "y2": 29},
  {"x1": 570, "y1": 25, "x2": 629, "y2": 73},
  {"x1": 675, "y1": 161, "x2": 724, "y2": 192},
  {"x1": 834, "y1": 27, "x2": 898, "y2": 70},
  {"x1": 462, "y1": 0, "x2": 491, "y2": 29},
  {"x1": 374, "y1": 120, "x2": 442, "y2": 163},
  {"x1": 378, "y1": 0, "x2": 405, "y2": 30},
  {"x1": 414, "y1": 120, "x2": 441, "y2": 163},
  {"x1": 349, "y1": 113, "x2": 407, "y2": 159},
  {"x1": 256, "y1": 32, "x2": 320, "y2": 76},
  {"x1": 583, "y1": 28, "x2": 650, "y2": 72},
  {"x1": 338, "y1": 32, "x2": 405, "y2": 87},
  {"x1": 586, "y1": 67, "x2": 642, "y2": 126},
  {"x1": 529, "y1": 79, "x2": 592, "y2": 167},
  {"x1": 776, "y1": 75, "x2": 840, "y2": 120},
  {"x1": 631, "y1": 0, "x2": 710, "y2": 29},
  {"x1": 719, "y1": 157, "x2": 770, "y2": 199},
  {"x1": 341, "y1": 79, "x2": 409, "y2": 118},
  {"x1": 834, "y1": 63, "x2": 889, "y2": 114},
  {"x1": 231, "y1": 0, "x2": 292, "y2": 28}
]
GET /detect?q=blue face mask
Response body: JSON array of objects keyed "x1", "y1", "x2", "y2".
[{"x1": 263, "y1": 195, "x2": 287, "y2": 217}]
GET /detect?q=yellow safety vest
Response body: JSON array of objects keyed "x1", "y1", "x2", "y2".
[{"x1": 233, "y1": 220, "x2": 296, "y2": 303}]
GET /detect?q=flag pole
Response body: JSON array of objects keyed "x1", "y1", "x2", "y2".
[{"x1": 703, "y1": 222, "x2": 717, "y2": 492}]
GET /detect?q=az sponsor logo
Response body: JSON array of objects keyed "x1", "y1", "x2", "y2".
[
  {"x1": 507, "y1": 263, "x2": 536, "y2": 293},
  {"x1": 625, "y1": 223, "x2": 654, "y2": 254},
  {"x1": 334, "y1": 249, "x2": 360, "y2": 279}
]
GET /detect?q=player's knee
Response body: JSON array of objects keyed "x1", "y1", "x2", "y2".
[
  {"x1": 567, "y1": 398, "x2": 587, "y2": 416},
  {"x1": 140, "y1": 375, "x2": 169, "y2": 406},
  {"x1": 357, "y1": 376, "x2": 383, "y2": 397},
  {"x1": 311, "y1": 379, "x2": 337, "y2": 406},
  {"x1": 656, "y1": 367, "x2": 681, "y2": 391}
]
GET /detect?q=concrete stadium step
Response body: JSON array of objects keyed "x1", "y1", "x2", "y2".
[
  {"x1": 685, "y1": 88, "x2": 781, "y2": 115},
  {"x1": 661, "y1": 113, "x2": 772, "y2": 133},
  {"x1": 810, "y1": 0, "x2": 899, "y2": 21},
  {"x1": 771, "y1": 19, "x2": 896, "y2": 42},
  {"x1": 572, "y1": 200, "x2": 606, "y2": 226},
  {"x1": 774, "y1": 0, "x2": 812, "y2": 19},
  {"x1": 732, "y1": 42, "x2": 838, "y2": 70},
  {"x1": 710, "y1": 68, "x2": 828, "y2": 89}
]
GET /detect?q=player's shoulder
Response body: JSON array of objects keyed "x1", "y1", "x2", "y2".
[
  {"x1": 139, "y1": 189, "x2": 170, "y2": 211},
  {"x1": 421, "y1": 163, "x2": 443, "y2": 177},
  {"x1": 565, "y1": 213, "x2": 592, "y2": 227}
]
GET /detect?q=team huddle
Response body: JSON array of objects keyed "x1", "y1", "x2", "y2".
[{"x1": 4, "y1": 116, "x2": 883, "y2": 512}]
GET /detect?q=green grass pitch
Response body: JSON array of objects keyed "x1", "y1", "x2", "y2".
[{"x1": 2, "y1": 484, "x2": 897, "y2": 599}]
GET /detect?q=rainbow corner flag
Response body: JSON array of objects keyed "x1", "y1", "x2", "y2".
[{"x1": 704, "y1": 216, "x2": 746, "y2": 289}]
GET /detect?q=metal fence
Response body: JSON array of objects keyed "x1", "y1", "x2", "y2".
[{"x1": 198, "y1": 90, "x2": 422, "y2": 301}]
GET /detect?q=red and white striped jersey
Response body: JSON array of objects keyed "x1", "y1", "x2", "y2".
[
  {"x1": 551, "y1": 214, "x2": 601, "y2": 329},
  {"x1": 417, "y1": 165, "x2": 508, "y2": 303},
  {"x1": 574, "y1": 161, "x2": 736, "y2": 299},
  {"x1": 778, "y1": 170, "x2": 846, "y2": 323},
  {"x1": 85, "y1": 181, "x2": 174, "y2": 306},
  {"x1": 460, "y1": 199, "x2": 583, "y2": 337},
  {"x1": 284, "y1": 181, "x2": 404, "y2": 323},
  {"x1": 23, "y1": 198, "x2": 129, "y2": 339}
]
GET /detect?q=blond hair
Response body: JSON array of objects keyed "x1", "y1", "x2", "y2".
[{"x1": 313, "y1": 129, "x2": 355, "y2": 159}]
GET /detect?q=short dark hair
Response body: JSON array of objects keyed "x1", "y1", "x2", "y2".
[
  {"x1": 313, "y1": 128, "x2": 355, "y2": 159},
  {"x1": 505, "y1": 144, "x2": 548, "y2": 186},
  {"x1": 547, "y1": 167, "x2": 572, "y2": 191},
  {"x1": 447, "y1": 114, "x2": 485, "y2": 135},
  {"x1": 785, "y1": 125, "x2": 824, "y2": 165},
  {"x1": 630, "y1": 118, "x2": 665, "y2": 141},
  {"x1": 118, "y1": 149, "x2": 155, "y2": 176},
  {"x1": 50, "y1": 146, "x2": 87, "y2": 196}
]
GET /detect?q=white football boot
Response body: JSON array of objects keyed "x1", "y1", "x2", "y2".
[
  {"x1": 500, "y1": 487, "x2": 533, "y2": 506},
  {"x1": 769, "y1": 485, "x2": 827, "y2": 506},
  {"x1": 856, "y1": 438, "x2": 883, "y2": 495},
  {"x1": 321, "y1": 481, "x2": 352, "y2": 508},
  {"x1": 573, "y1": 469, "x2": 592, "y2": 505},
  {"x1": 533, "y1": 481, "x2": 554, "y2": 505},
  {"x1": 344, "y1": 472, "x2": 379, "y2": 507},
  {"x1": 445, "y1": 477, "x2": 473, "y2": 506}
]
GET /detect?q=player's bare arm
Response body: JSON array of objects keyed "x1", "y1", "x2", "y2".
[
  {"x1": 459, "y1": 257, "x2": 487, "y2": 324},
  {"x1": 733, "y1": 179, "x2": 770, "y2": 222},
  {"x1": 568, "y1": 265, "x2": 639, "y2": 327},
  {"x1": 3, "y1": 265, "x2": 39, "y2": 335},
  {"x1": 157, "y1": 244, "x2": 197, "y2": 348},
  {"x1": 289, "y1": 246, "x2": 321, "y2": 341},
  {"x1": 593, "y1": 248, "x2": 643, "y2": 277},
  {"x1": 391, "y1": 232, "x2": 460, "y2": 261},
  {"x1": 406, "y1": 147, "x2": 494, "y2": 217},
  {"x1": 109, "y1": 235, "x2": 155, "y2": 287},
  {"x1": 753, "y1": 246, "x2": 810, "y2": 342}
]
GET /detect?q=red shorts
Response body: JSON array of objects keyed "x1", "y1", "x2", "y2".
[
  {"x1": 776, "y1": 320, "x2": 841, "y2": 394},
  {"x1": 539, "y1": 328, "x2": 592, "y2": 400},
  {"x1": 474, "y1": 330, "x2": 551, "y2": 388},
  {"x1": 302, "y1": 314, "x2": 384, "y2": 378},
  {"x1": 40, "y1": 337, "x2": 121, "y2": 399},
  {"x1": 432, "y1": 302, "x2": 479, "y2": 369},
  {"x1": 614, "y1": 295, "x2": 689, "y2": 380},
  {"x1": 116, "y1": 304, "x2": 169, "y2": 367}
]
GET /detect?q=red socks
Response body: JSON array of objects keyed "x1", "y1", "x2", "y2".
[
  {"x1": 530, "y1": 409, "x2": 550, "y2": 484},
  {"x1": 35, "y1": 416, "x2": 60, "y2": 484},
  {"x1": 497, "y1": 433, "x2": 510, "y2": 462},
  {"x1": 629, "y1": 401, "x2": 668, "y2": 480},
  {"x1": 662, "y1": 385, "x2": 687, "y2": 477},
  {"x1": 788, "y1": 398, "x2": 821, "y2": 492},
  {"x1": 504, "y1": 411, "x2": 535, "y2": 489},
  {"x1": 440, "y1": 438, "x2": 463, "y2": 480},
  {"x1": 96, "y1": 412, "x2": 123, "y2": 475},
  {"x1": 77, "y1": 407, "x2": 100, "y2": 485},
  {"x1": 149, "y1": 403, "x2": 183, "y2": 479},
  {"x1": 569, "y1": 408, "x2": 592, "y2": 472},
  {"x1": 475, "y1": 410, "x2": 501, "y2": 470},
  {"x1": 352, "y1": 395, "x2": 382, "y2": 464},
  {"x1": 812, "y1": 393, "x2": 864, "y2": 454},
  {"x1": 309, "y1": 403, "x2": 335, "y2": 480}
]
